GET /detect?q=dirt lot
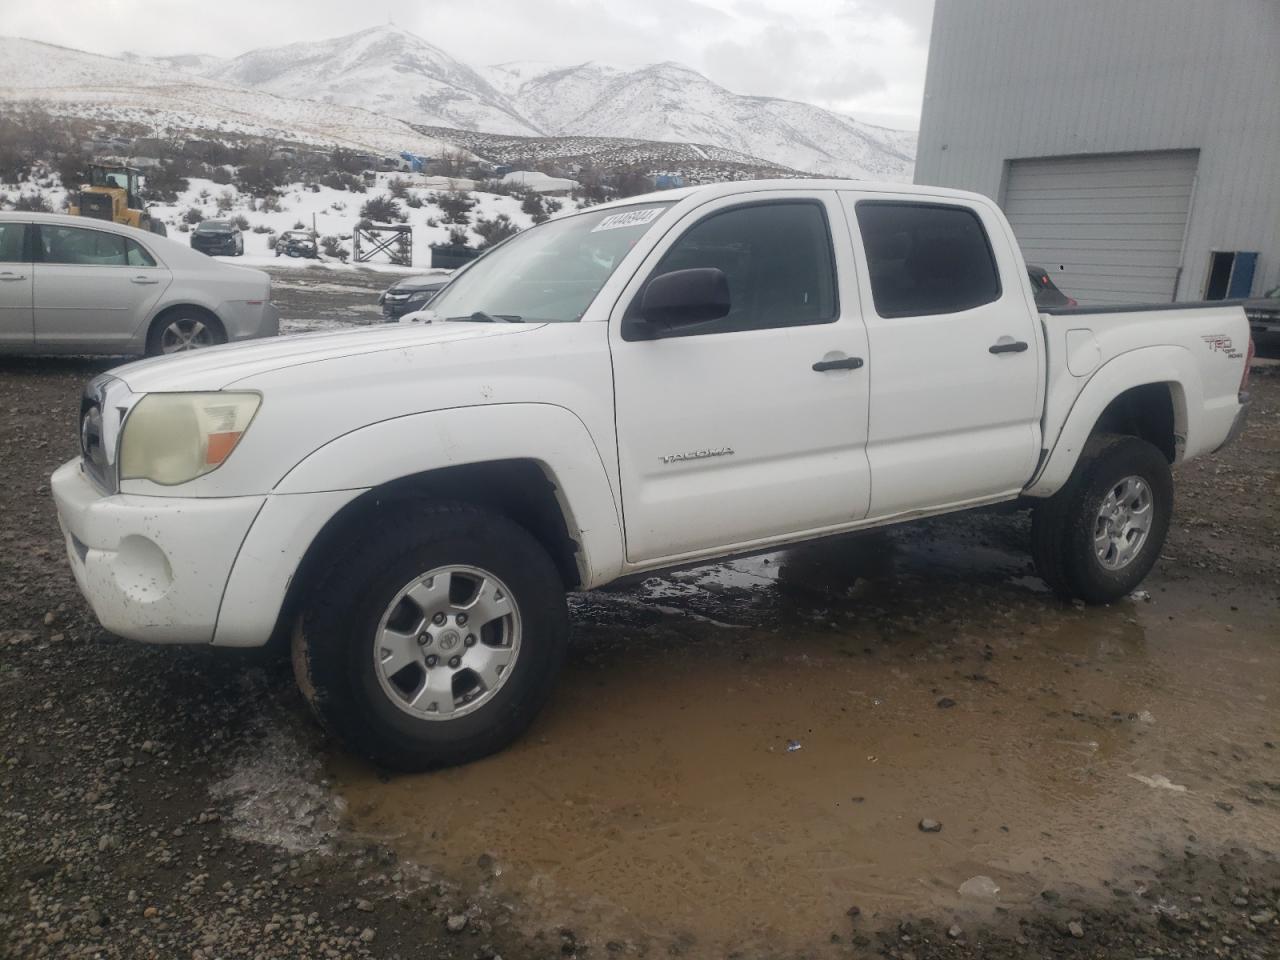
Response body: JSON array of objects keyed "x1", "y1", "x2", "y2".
[{"x1": 2, "y1": 276, "x2": 1279, "y2": 959}]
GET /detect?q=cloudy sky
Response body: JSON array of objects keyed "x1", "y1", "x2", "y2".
[{"x1": 6, "y1": 0, "x2": 932, "y2": 129}]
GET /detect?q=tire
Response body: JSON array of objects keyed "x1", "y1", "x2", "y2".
[
  {"x1": 292, "y1": 502, "x2": 569, "y2": 771},
  {"x1": 1031, "y1": 434, "x2": 1173, "y2": 604},
  {"x1": 145, "y1": 310, "x2": 227, "y2": 356}
]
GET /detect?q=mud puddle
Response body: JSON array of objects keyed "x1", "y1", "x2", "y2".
[{"x1": 332, "y1": 523, "x2": 1280, "y2": 956}]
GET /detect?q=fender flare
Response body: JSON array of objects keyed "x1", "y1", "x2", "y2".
[
  {"x1": 1026, "y1": 345, "x2": 1200, "y2": 498},
  {"x1": 273, "y1": 402, "x2": 625, "y2": 587}
]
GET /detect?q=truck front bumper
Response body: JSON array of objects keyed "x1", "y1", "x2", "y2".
[{"x1": 51, "y1": 459, "x2": 265, "y2": 644}]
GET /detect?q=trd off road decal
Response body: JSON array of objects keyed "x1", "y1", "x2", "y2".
[{"x1": 1202, "y1": 334, "x2": 1243, "y2": 359}]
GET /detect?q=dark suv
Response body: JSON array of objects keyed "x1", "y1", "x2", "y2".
[
  {"x1": 190, "y1": 220, "x2": 244, "y2": 257},
  {"x1": 379, "y1": 275, "x2": 449, "y2": 320}
]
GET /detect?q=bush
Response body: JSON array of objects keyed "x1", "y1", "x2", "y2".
[
  {"x1": 183, "y1": 207, "x2": 204, "y2": 224},
  {"x1": 520, "y1": 192, "x2": 549, "y2": 224},
  {"x1": 251, "y1": 223, "x2": 272, "y2": 234},
  {"x1": 13, "y1": 192, "x2": 51, "y2": 212},
  {"x1": 405, "y1": 192, "x2": 423, "y2": 209},
  {"x1": 387, "y1": 176, "x2": 411, "y2": 199},
  {"x1": 319, "y1": 170, "x2": 365, "y2": 193},
  {"x1": 209, "y1": 165, "x2": 233, "y2": 185},
  {"x1": 446, "y1": 226, "x2": 469, "y2": 247},
  {"x1": 231, "y1": 213, "x2": 251, "y2": 230},
  {"x1": 431, "y1": 190, "x2": 476, "y2": 225},
  {"x1": 360, "y1": 194, "x2": 404, "y2": 223},
  {"x1": 319, "y1": 234, "x2": 348, "y2": 263},
  {"x1": 293, "y1": 220, "x2": 305, "y2": 230},
  {"x1": 474, "y1": 213, "x2": 519, "y2": 249},
  {"x1": 178, "y1": 222, "x2": 191, "y2": 233},
  {"x1": 216, "y1": 190, "x2": 234, "y2": 212},
  {"x1": 258, "y1": 194, "x2": 282, "y2": 213}
]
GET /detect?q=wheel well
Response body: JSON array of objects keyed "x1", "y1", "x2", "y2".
[
  {"x1": 147, "y1": 304, "x2": 225, "y2": 345},
  {"x1": 1092, "y1": 383, "x2": 1179, "y2": 462},
  {"x1": 268, "y1": 459, "x2": 582, "y2": 647}
]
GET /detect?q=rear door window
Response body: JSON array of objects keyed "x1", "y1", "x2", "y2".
[
  {"x1": 39, "y1": 225, "x2": 130, "y2": 266},
  {"x1": 0, "y1": 223, "x2": 27, "y2": 262},
  {"x1": 127, "y1": 240, "x2": 156, "y2": 267},
  {"x1": 854, "y1": 201, "x2": 1001, "y2": 318}
]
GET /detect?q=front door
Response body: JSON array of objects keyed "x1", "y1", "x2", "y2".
[
  {"x1": 842, "y1": 193, "x2": 1043, "y2": 518},
  {"x1": 611, "y1": 191, "x2": 872, "y2": 565},
  {"x1": 0, "y1": 221, "x2": 33, "y2": 348},
  {"x1": 33, "y1": 223, "x2": 171, "y2": 350}
]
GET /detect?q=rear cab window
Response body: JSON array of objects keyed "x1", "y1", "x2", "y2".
[{"x1": 854, "y1": 201, "x2": 1002, "y2": 318}]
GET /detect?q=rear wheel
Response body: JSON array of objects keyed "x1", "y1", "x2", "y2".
[
  {"x1": 292, "y1": 502, "x2": 569, "y2": 771},
  {"x1": 1031, "y1": 434, "x2": 1173, "y2": 603},
  {"x1": 145, "y1": 310, "x2": 226, "y2": 355}
]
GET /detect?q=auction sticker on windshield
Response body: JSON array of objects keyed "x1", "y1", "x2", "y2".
[{"x1": 592, "y1": 208, "x2": 665, "y2": 232}]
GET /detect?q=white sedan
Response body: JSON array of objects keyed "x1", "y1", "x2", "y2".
[{"x1": 0, "y1": 212, "x2": 278, "y2": 356}]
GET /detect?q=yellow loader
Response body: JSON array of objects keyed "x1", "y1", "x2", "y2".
[{"x1": 67, "y1": 163, "x2": 168, "y2": 236}]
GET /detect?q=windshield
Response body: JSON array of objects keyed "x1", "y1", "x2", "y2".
[{"x1": 426, "y1": 202, "x2": 672, "y2": 322}]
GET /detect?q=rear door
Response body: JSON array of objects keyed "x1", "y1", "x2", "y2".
[
  {"x1": 841, "y1": 193, "x2": 1042, "y2": 518},
  {"x1": 33, "y1": 223, "x2": 172, "y2": 350},
  {"x1": 0, "y1": 221, "x2": 33, "y2": 348},
  {"x1": 611, "y1": 191, "x2": 872, "y2": 564}
]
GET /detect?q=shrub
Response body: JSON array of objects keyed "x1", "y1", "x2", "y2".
[
  {"x1": 231, "y1": 213, "x2": 250, "y2": 230},
  {"x1": 446, "y1": 226, "x2": 469, "y2": 247},
  {"x1": 178, "y1": 222, "x2": 190, "y2": 233},
  {"x1": 360, "y1": 194, "x2": 404, "y2": 223},
  {"x1": 387, "y1": 176, "x2": 410, "y2": 199},
  {"x1": 13, "y1": 192, "x2": 51, "y2": 212},
  {"x1": 183, "y1": 207, "x2": 204, "y2": 224},
  {"x1": 431, "y1": 190, "x2": 476, "y2": 225},
  {"x1": 209, "y1": 165, "x2": 233, "y2": 185},
  {"x1": 258, "y1": 194, "x2": 282, "y2": 213},
  {"x1": 474, "y1": 213, "x2": 519, "y2": 249},
  {"x1": 319, "y1": 170, "x2": 365, "y2": 192},
  {"x1": 521, "y1": 192, "x2": 549, "y2": 224},
  {"x1": 319, "y1": 234, "x2": 348, "y2": 262},
  {"x1": 405, "y1": 192, "x2": 423, "y2": 209},
  {"x1": 216, "y1": 190, "x2": 234, "y2": 212},
  {"x1": 293, "y1": 220, "x2": 305, "y2": 230},
  {"x1": 251, "y1": 223, "x2": 272, "y2": 234}
]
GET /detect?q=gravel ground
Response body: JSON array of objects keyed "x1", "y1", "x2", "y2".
[{"x1": 1, "y1": 290, "x2": 1278, "y2": 958}]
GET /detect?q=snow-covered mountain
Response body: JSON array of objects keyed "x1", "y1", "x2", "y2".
[
  {"x1": 492, "y1": 60, "x2": 916, "y2": 180},
  {"x1": 198, "y1": 26, "x2": 540, "y2": 137},
  {"x1": 1, "y1": 26, "x2": 916, "y2": 180},
  {"x1": 0, "y1": 36, "x2": 461, "y2": 158},
  {"x1": 159, "y1": 25, "x2": 916, "y2": 179}
]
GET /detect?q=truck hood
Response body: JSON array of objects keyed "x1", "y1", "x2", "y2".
[{"x1": 110, "y1": 321, "x2": 541, "y2": 393}]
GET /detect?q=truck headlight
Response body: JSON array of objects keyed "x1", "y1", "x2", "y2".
[{"x1": 119, "y1": 392, "x2": 261, "y2": 485}]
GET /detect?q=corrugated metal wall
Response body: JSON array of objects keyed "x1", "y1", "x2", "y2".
[{"x1": 914, "y1": 0, "x2": 1280, "y2": 301}]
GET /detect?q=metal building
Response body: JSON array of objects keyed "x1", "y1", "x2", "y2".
[{"x1": 914, "y1": 0, "x2": 1280, "y2": 305}]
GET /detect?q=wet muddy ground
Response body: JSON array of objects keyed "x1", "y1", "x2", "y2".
[{"x1": 1, "y1": 279, "x2": 1278, "y2": 959}]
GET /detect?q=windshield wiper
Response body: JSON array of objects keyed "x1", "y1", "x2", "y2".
[{"x1": 447, "y1": 311, "x2": 523, "y2": 323}]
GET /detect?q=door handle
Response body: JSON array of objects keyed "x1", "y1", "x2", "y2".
[
  {"x1": 989, "y1": 340, "x2": 1029, "y2": 354},
  {"x1": 0, "y1": 271, "x2": 26, "y2": 281},
  {"x1": 131, "y1": 275, "x2": 160, "y2": 284},
  {"x1": 812, "y1": 356, "x2": 865, "y2": 372}
]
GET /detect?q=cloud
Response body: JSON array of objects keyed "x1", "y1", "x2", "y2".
[{"x1": 5, "y1": 0, "x2": 931, "y2": 127}]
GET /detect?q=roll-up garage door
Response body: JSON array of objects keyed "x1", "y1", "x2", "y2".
[{"x1": 1002, "y1": 150, "x2": 1198, "y2": 305}]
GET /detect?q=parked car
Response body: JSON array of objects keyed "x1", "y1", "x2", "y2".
[
  {"x1": 379, "y1": 274, "x2": 449, "y2": 320},
  {"x1": 1027, "y1": 264, "x2": 1077, "y2": 308},
  {"x1": 0, "y1": 212, "x2": 278, "y2": 355},
  {"x1": 190, "y1": 219, "x2": 244, "y2": 257},
  {"x1": 50, "y1": 180, "x2": 1251, "y2": 772},
  {"x1": 275, "y1": 230, "x2": 318, "y2": 259},
  {"x1": 1244, "y1": 284, "x2": 1280, "y2": 348}
]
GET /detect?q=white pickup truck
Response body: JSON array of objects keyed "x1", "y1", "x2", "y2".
[{"x1": 51, "y1": 179, "x2": 1252, "y2": 770}]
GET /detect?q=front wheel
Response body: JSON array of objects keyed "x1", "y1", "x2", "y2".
[
  {"x1": 292, "y1": 502, "x2": 569, "y2": 771},
  {"x1": 1031, "y1": 434, "x2": 1173, "y2": 604}
]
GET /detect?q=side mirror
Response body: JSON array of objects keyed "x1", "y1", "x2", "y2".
[{"x1": 640, "y1": 267, "x2": 731, "y2": 329}]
